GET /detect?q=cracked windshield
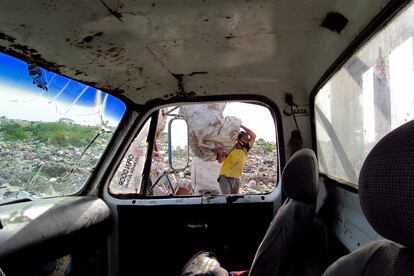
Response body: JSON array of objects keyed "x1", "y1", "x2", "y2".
[{"x1": 0, "y1": 53, "x2": 126, "y2": 202}]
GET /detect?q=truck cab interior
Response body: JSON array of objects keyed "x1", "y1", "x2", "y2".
[{"x1": 0, "y1": 0, "x2": 414, "y2": 275}]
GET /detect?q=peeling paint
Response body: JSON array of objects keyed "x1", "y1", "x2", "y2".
[
  {"x1": 189, "y1": 71, "x2": 208, "y2": 76},
  {"x1": 82, "y1": 32, "x2": 104, "y2": 43},
  {"x1": 171, "y1": 73, "x2": 185, "y2": 92},
  {"x1": 74, "y1": 70, "x2": 86, "y2": 76},
  {"x1": 83, "y1": 81, "x2": 99, "y2": 88},
  {"x1": 109, "y1": 88, "x2": 126, "y2": 94},
  {"x1": 0, "y1": 44, "x2": 62, "y2": 73},
  {"x1": 0, "y1": 33, "x2": 16, "y2": 43},
  {"x1": 111, "y1": 47, "x2": 124, "y2": 58},
  {"x1": 0, "y1": 44, "x2": 133, "y2": 99},
  {"x1": 11, "y1": 44, "x2": 37, "y2": 53}
]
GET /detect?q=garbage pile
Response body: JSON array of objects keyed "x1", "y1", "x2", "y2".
[
  {"x1": 239, "y1": 138, "x2": 278, "y2": 194},
  {"x1": 0, "y1": 111, "x2": 278, "y2": 200},
  {"x1": 153, "y1": 132, "x2": 278, "y2": 195},
  {"x1": 0, "y1": 117, "x2": 111, "y2": 200},
  {"x1": 151, "y1": 103, "x2": 279, "y2": 195}
]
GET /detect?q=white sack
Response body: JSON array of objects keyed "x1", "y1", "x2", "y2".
[
  {"x1": 191, "y1": 156, "x2": 221, "y2": 195},
  {"x1": 180, "y1": 103, "x2": 241, "y2": 161}
]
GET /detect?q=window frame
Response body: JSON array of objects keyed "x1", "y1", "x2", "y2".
[
  {"x1": 310, "y1": 0, "x2": 412, "y2": 190},
  {"x1": 104, "y1": 95, "x2": 285, "y2": 202},
  {"x1": 0, "y1": 52, "x2": 129, "y2": 200}
]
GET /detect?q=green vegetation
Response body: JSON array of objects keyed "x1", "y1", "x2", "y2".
[
  {"x1": 264, "y1": 144, "x2": 276, "y2": 152},
  {"x1": 2, "y1": 123, "x2": 27, "y2": 141},
  {"x1": 1, "y1": 121, "x2": 100, "y2": 147}
]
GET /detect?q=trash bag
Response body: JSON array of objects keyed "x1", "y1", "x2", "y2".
[
  {"x1": 191, "y1": 156, "x2": 222, "y2": 195},
  {"x1": 180, "y1": 103, "x2": 241, "y2": 161}
]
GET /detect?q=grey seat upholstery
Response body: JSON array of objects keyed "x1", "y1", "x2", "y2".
[
  {"x1": 249, "y1": 148, "x2": 319, "y2": 276},
  {"x1": 180, "y1": 148, "x2": 319, "y2": 276},
  {"x1": 323, "y1": 120, "x2": 414, "y2": 276}
]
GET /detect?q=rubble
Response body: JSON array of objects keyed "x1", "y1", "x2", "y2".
[
  {"x1": 179, "y1": 103, "x2": 278, "y2": 195},
  {"x1": 0, "y1": 117, "x2": 112, "y2": 200},
  {"x1": 0, "y1": 116, "x2": 278, "y2": 201},
  {"x1": 239, "y1": 138, "x2": 278, "y2": 194},
  {"x1": 151, "y1": 133, "x2": 278, "y2": 195}
]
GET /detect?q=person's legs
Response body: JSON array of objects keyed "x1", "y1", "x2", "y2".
[
  {"x1": 218, "y1": 176, "x2": 232, "y2": 194},
  {"x1": 231, "y1": 178, "x2": 241, "y2": 194}
]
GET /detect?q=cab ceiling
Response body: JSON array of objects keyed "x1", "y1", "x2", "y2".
[{"x1": 0, "y1": 0, "x2": 392, "y2": 104}]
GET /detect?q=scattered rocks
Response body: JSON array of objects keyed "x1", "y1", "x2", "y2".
[
  {"x1": 42, "y1": 162, "x2": 70, "y2": 177},
  {"x1": 240, "y1": 138, "x2": 278, "y2": 194},
  {"x1": 0, "y1": 116, "x2": 278, "y2": 200},
  {"x1": 152, "y1": 133, "x2": 278, "y2": 195},
  {"x1": 248, "y1": 180, "x2": 256, "y2": 188},
  {"x1": 0, "y1": 117, "x2": 112, "y2": 200}
]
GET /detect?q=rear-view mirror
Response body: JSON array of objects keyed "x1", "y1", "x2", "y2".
[{"x1": 168, "y1": 118, "x2": 189, "y2": 170}]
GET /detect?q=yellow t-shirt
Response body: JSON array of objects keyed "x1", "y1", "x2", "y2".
[{"x1": 220, "y1": 147, "x2": 249, "y2": 178}]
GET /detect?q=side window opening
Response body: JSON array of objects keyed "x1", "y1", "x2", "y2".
[
  {"x1": 109, "y1": 117, "x2": 152, "y2": 195},
  {"x1": 314, "y1": 2, "x2": 414, "y2": 187},
  {"x1": 109, "y1": 101, "x2": 279, "y2": 198}
]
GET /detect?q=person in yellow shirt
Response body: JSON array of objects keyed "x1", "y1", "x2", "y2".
[{"x1": 216, "y1": 124, "x2": 256, "y2": 194}]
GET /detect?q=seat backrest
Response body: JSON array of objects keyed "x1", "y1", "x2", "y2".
[
  {"x1": 323, "y1": 120, "x2": 414, "y2": 276},
  {"x1": 249, "y1": 148, "x2": 319, "y2": 276}
]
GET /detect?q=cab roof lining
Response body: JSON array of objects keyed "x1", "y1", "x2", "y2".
[{"x1": 0, "y1": 0, "x2": 393, "y2": 104}]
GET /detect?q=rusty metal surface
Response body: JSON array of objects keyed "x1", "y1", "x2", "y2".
[{"x1": 0, "y1": 0, "x2": 391, "y2": 104}]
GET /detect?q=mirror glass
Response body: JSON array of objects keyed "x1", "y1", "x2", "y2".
[{"x1": 169, "y1": 118, "x2": 189, "y2": 170}]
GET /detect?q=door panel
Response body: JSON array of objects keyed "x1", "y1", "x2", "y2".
[
  {"x1": 318, "y1": 177, "x2": 382, "y2": 251},
  {"x1": 0, "y1": 197, "x2": 112, "y2": 275},
  {"x1": 117, "y1": 202, "x2": 273, "y2": 275}
]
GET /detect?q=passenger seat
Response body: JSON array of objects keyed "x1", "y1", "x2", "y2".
[
  {"x1": 181, "y1": 148, "x2": 319, "y2": 276},
  {"x1": 323, "y1": 120, "x2": 414, "y2": 275}
]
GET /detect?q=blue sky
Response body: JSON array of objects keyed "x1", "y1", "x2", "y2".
[{"x1": 0, "y1": 53, "x2": 126, "y2": 124}]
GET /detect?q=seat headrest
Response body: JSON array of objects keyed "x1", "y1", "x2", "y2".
[
  {"x1": 282, "y1": 148, "x2": 318, "y2": 201},
  {"x1": 359, "y1": 120, "x2": 414, "y2": 250}
]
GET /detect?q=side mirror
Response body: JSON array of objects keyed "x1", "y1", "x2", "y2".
[{"x1": 168, "y1": 118, "x2": 189, "y2": 170}]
